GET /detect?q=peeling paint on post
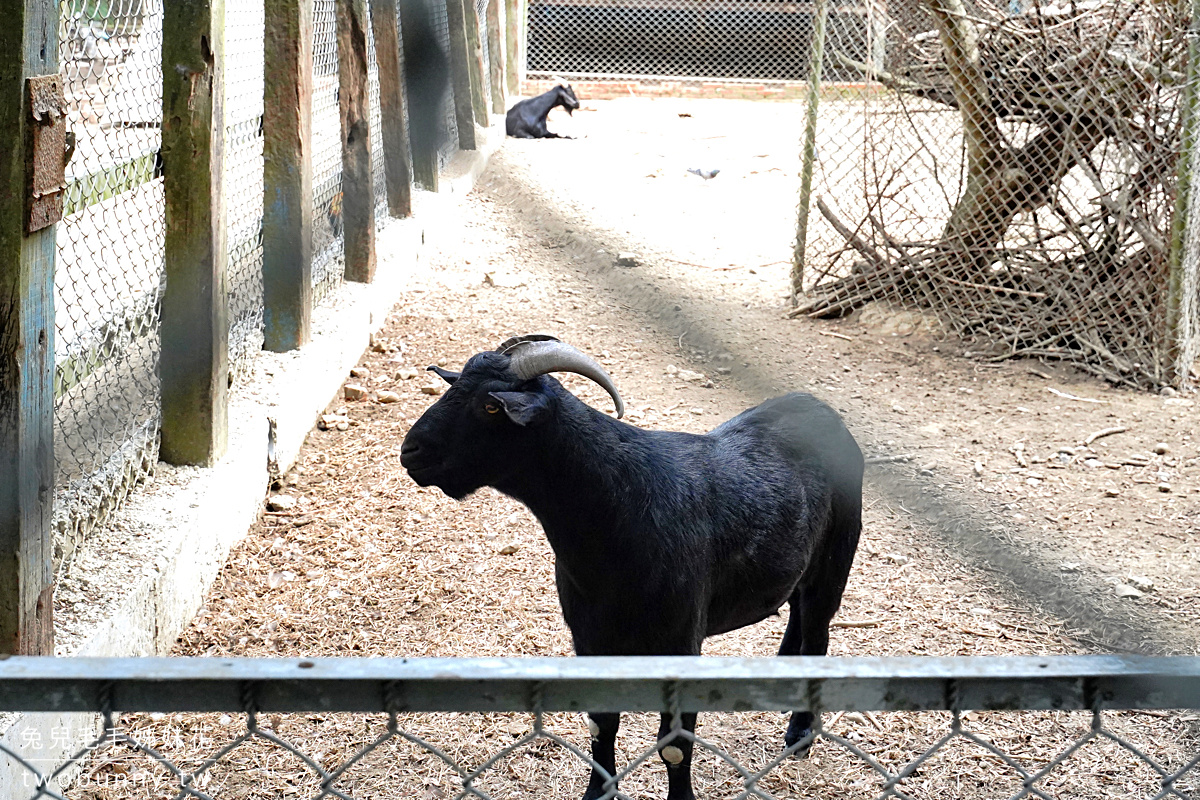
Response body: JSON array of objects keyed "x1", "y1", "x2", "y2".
[
  {"x1": 336, "y1": 0, "x2": 378, "y2": 282},
  {"x1": 0, "y1": 0, "x2": 57, "y2": 655},
  {"x1": 369, "y1": 0, "x2": 414, "y2": 218},
  {"x1": 263, "y1": 0, "x2": 314, "y2": 352},
  {"x1": 160, "y1": 0, "x2": 229, "y2": 466}
]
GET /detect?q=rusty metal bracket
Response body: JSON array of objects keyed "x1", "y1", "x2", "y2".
[{"x1": 27, "y1": 74, "x2": 69, "y2": 233}]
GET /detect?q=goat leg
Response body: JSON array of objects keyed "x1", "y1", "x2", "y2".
[
  {"x1": 658, "y1": 712, "x2": 698, "y2": 800},
  {"x1": 581, "y1": 712, "x2": 620, "y2": 800}
]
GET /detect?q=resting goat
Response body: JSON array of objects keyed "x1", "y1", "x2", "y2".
[
  {"x1": 506, "y1": 84, "x2": 579, "y2": 138},
  {"x1": 400, "y1": 336, "x2": 863, "y2": 800}
]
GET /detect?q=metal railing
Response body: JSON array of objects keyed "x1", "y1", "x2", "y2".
[{"x1": 3, "y1": 656, "x2": 1199, "y2": 799}]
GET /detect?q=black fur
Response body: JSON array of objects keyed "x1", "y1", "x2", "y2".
[
  {"x1": 400, "y1": 349, "x2": 864, "y2": 800},
  {"x1": 506, "y1": 84, "x2": 579, "y2": 139}
]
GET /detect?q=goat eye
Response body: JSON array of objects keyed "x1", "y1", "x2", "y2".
[{"x1": 484, "y1": 403, "x2": 500, "y2": 414}]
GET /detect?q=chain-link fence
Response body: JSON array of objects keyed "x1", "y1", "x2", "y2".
[
  {"x1": 226, "y1": 0, "x2": 268, "y2": 383},
  {"x1": 54, "y1": 0, "x2": 166, "y2": 568},
  {"x1": 2, "y1": 656, "x2": 1198, "y2": 799},
  {"x1": 790, "y1": 0, "x2": 1199, "y2": 390},
  {"x1": 525, "y1": 0, "x2": 876, "y2": 83},
  {"x1": 47, "y1": 0, "x2": 481, "y2": 573}
]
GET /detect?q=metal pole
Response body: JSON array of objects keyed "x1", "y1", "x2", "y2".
[
  {"x1": 791, "y1": 0, "x2": 829, "y2": 306},
  {"x1": 1166, "y1": 1, "x2": 1200, "y2": 388}
]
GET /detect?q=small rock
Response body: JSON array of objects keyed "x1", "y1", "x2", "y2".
[
  {"x1": 397, "y1": 368, "x2": 419, "y2": 380},
  {"x1": 1103, "y1": 487, "x2": 1121, "y2": 497},
  {"x1": 677, "y1": 370, "x2": 705, "y2": 382},
  {"x1": 973, "y1": 461, "x2": 985, "y2": 477},
  {"x1": 716, "y1": 367, "x2": 732, "y2": 375},
  {"x1": 350, "y1": 367, "x2": 371, "y2": 378},
  {"x1": 336, "y1": 421, "x2": 350, "y2": 431},
  {"x1": 421, "y1": 383, "x2": 444, "y2": 396},
  {"x1": 498, "y1": 544, "x2": 520, "y2": 555},
  {"x1": 1160, "y1": 386, "x2": 1178, "y2": 397},
  {"x1": 616, "y1": 252, "x2": 639, "y2": 267},
  {"x1": 690, "y1": 407, "x2": 704, "y2": 415},
  {"x1": 1158, "y1": 482, "x2": 1172, "y2": 493},
  {"x1": 891, "y1": 404, "x2": 905, "y2": 414},
  {"x1": 1154, "y1": 442, "x2": 1170, "y2": 455},
  {"x1": 1060, "y1": 562, "x2": 1081, "y2": 572},
  {"x1": 1115, "y1": 583, "x2": 1144, "y2": 599},
  {"x1": 344, "y1": 384, "x2": 368, "y2": 401},
  {"x1": 377, "y1": 390, "x2": 402, "y2": 404},
  {"x1": 268, "y1": 572, "x2": 285, "y2": 590},
  {"x1": 666, "y1": 365, "x2": 678, "y2": 375},
  {"x1": 267, "y1": 494, "x2": 297, "y2": 512},
  {"x1": 882, "y1": 553, "x2": 910, "y2": 566},
  {"x1": 1127, "y1": 575, "x2": 1155, "y2": 593},
  {"x1": 1083, "y1": 458, "x2": 1104, "y2": 468}
]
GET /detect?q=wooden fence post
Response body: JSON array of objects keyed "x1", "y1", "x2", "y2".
[
  {"x1": 161, "y1": 0, "x2": 229, "y2": 466},
  {"x1": 263, "y1": 0, "x2": 314, "y2": 352},
  {"x1": 445, "y1": 0, "x2": 478, "y2": 149},
  {"x1": 507, "y1": 0, "x2": 523, "y2": 95},
  {"x1": 336, "y1": 0, "x2": 377, "y2": 282},
  {"x1": 0, "y1": 0, "x2": 57, "y2": 655},
  {"x1": 462, "y1": 0, "x2": 489, "y2": 124},
  {"x1": 398, "y1": 0, "x2": 445, "y2": 190},
  {"x1": 369, "y1": 0, "x2": 414, "y2": 218},
  {"x1": 486, "y1": 0, "x2": 507, "y2": 115}
]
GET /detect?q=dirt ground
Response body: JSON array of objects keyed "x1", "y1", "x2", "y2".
[{"x1": 82, "y1": 98, "x2": 1200, "y2": 799}]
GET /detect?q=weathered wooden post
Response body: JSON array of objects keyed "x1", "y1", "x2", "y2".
[
  {"x1": 507, "y1": 0, "x2": 523, "y2": 95},
  {"x1": 462, "y1": 0, "x2": 489, "y2": 124},
  {"x1": 336, "y1": 0, "x2": 378, "y2": 282},
  {"x1": 263, "y1": 0, "x2": 314, "y2": 351},
  {"x1": 445, "y1": 0, "x2": 478, "y2": 149},
  {"x1": 369, "y1": 0, "x2": 414, "y2": 217},
  {"x1": 0, "y1": 0, "x2": 58, "y2": 654},
  {"x1": 160, "y1": 0, "x2": 229, "y2": 466},
  {"x1": 398, "y1": 0, "x2": 446, "y2": 190},
  {"x1": 486, "y1": 0, "x2": 507, "y2": 115}
]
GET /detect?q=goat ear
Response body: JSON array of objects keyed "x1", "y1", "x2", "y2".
[
  {"x1": 427, "y1": 365, "x2": 460, "y2": 384},
  {"x1": 489, "y1": 391, "x2": 550, "y2": 427}
]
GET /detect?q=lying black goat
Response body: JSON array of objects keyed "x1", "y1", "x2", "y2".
[
  {"x1": 506, "y1": 84, "x2": 579, "y2": 138},
  {"x1": 400, "y1": 336, "x2": 864, "y2": 800}
]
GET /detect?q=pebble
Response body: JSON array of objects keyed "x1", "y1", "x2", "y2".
[
  {"x1": 350, "y1": 367, "x2": 370, "y2": 378},
  {"x1": 1157, "y1": 482, "x2": 1172, "y2": 493},
  {"x1": 1103, "y1": 487, "x2": 1121, "y2": 497},
  {"x1": 267, "y1": 494, "x2": 296, "y2": 512},
  {"x1": 616, "y1": 252, "x2": 639, "y2": 267},
  {"x1": 397, "y1": 368, "x2": 419, "y2": 380},
  {"x1": 1154, "y1": 442, "x2": 1170, "y2": 455},
  {"x1": 677, "y1": 369, "x2": 705, "y2": 382},
  {"x1": 1127, "y1": 575, "x2": 1155, "y2": 593},
  {"x1": 344, "y1": 384, "x2": 368, "y2": 401},
  {"x1": 377, "y1": 390, "x2": 402, "y2": 404},
  {"x1": 1115, "y1": 583, "x2": 1144, "y2": 599},
  {"x1": 499, "y1": 544, "x2": 520, "y2": 555},
  {"x1": 421, "y1": 383, "x2": 444, "y2": 396}
]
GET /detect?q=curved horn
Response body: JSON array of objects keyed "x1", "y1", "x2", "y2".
[{"x1": 502, "y1": 338, "x2": 625, "y2": 419}]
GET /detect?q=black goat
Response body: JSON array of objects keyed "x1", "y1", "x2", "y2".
[
  {"x1": 506, "y1": 84, "x2": 579, "y2": 138},
  {"x1": 400, "y1": 336, "x2": 863, "y2": 800}
]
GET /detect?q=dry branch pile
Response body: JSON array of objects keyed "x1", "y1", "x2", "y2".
[{"x1": 798, "y1": 0, "x2": 1190, "y2": 388}]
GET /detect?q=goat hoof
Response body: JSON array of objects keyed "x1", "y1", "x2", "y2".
[{"x1": 784, "y1": 728, "x2": 814, "y2": 758}]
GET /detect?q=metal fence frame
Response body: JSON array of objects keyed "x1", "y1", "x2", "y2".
[{"x1": 2, "y1": 656, "x2": 1199, "y2": 799}]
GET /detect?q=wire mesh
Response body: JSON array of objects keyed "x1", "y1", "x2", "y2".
[
  {"x1": 225, "y1": 0, "x2": 267, "y2": 381},
  {"x1": 791, "y1": 0, "x2": 1199, "y2": 390},
  {"x1": 475, "y1": 0, "x2": 493, "y2": 111},
  {"x1": 53, "y1": 0, "x2": 166, "y2": 568},
  {"x1": 428, "y1": 0, "x2": 462, "y2": 169},
  {"x1": 5, "y1": 705, "x2": 1199, "y2": 799},
  {"x1": 366, "y1": 7, "x2": 389, "y2": 223},
  {"x1": 525, "y1": 0, "x2": 872, "y2": 83},
  {"x1": 313, "y1": 0, "x2": 347, "y2": 305}
]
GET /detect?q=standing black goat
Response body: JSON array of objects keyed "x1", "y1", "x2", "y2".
[
  {"x1": 506, "y1": 84, "x2": 579, "y2": 138},
  {"x1": 400, "y1": 336, "x2": 863, "y2": 800}
]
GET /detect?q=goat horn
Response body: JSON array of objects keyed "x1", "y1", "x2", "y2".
[{"x1": 502, "y1": 338, "x2": 625, "y2": 419}]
